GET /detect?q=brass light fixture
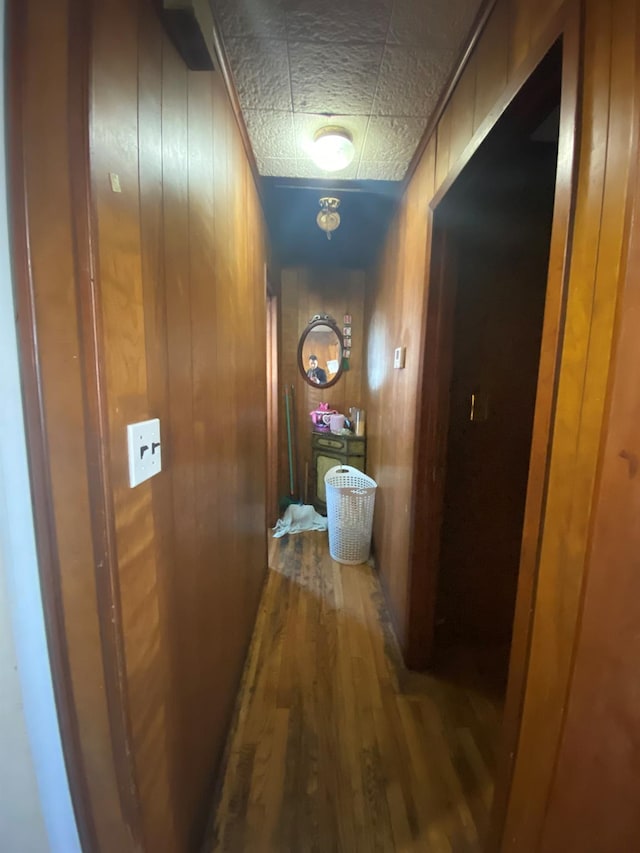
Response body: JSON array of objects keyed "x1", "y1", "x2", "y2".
[{"x1": 316, "y1": 197, "x2": 341, "y2": 240}]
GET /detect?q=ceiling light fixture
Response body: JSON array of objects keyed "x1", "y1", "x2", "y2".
[
  {"x1": 311, "y1": 126, "x2": 355, "y2": 172},
  {"x1": 316, "y1": 197, "x2": 341, "y2": 240}
]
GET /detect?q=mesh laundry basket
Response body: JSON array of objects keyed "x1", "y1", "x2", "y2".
[{"x1": 324, "y1": 465, "x2": 377, "y2": 565}]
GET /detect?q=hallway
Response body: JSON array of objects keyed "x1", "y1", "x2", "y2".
[{"x1": 210, "y1": 533, "x2": 502, "y2": 852}]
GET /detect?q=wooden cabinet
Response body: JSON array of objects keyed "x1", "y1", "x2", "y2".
[{"x1": 311, "y1": 431, "x2": 366, "y2": 513}]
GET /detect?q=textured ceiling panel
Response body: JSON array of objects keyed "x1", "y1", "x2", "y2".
[
  {"x1": 256, "y1": 157, "x2": 299, "y2": 177},
  {"x1": 209, "y1": 0, "x2": 483, "y2": 181},
  {"x1": 362, "y1": 116, "x2": 426, "y2": 162},
  {"x1": 285, "y1": 0, "x2": 392, "y2": 43},
  {"x1": 372, "y1": 45, "x2": 454, "y2": 117},
  {"x1": 357, "y1": 160, "x2": 408, "y2": 181},
  {"x1": 288, "y1": 41, "x2": 385, "y2": 115},
  {"x1": 387, "y1": 0, "x2": 479, "y2": 49},
  {"x1": 226, "y1": 38, "x2": 292, "y2": 110},
  {"x1": 214, "y1": 0, "x2": 288, "y2": 38},
  {"x1": 242, "y1": 109, "x2": 296, "y2": 159}
]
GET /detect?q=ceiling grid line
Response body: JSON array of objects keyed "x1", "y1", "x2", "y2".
[
  {"x1": 359, "y1": 0, "x2": 395, "y2": 181},
  {"x1": 210, "y1": 0, "x2": 482, "y2": 182}
]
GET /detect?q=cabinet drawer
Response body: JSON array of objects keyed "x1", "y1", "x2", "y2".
[{"x1": 313, "y1": 435, "x2": 347, "y2": 451}]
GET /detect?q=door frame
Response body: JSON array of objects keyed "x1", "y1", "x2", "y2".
[{"x1": 404, "y1": 0, "x2": 582, "y2": 843}]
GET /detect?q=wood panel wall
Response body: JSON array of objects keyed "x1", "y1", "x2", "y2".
[
  {"x1": 363, "y1": 0, "x2": 640, "y2": 849},
  {"x1": 279, "y1": 268, "x2": 365, "y2": 507},
  {"x1": 11, "y1": 0, "x2": 268, "y2": 849},
  {"x1": 539, "y1": 82, "x2": 640, "y2": 851}
]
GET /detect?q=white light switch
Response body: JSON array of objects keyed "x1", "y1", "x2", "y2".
[
  {"x1": 127, "y1": 418, "x2": 162, "y2": 488},
  {"x1": 394, "y1": 346, "x2": 406, "y2": 369}
]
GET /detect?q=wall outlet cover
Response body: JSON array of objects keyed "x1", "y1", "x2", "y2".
[
  {"x1": 127, "y1": 418, "x2": 162, "y2": 487},
  {"x1": 394, "y1": 346, "x2": 406, "y2": 369}
]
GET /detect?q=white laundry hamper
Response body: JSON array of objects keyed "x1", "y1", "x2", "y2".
[{"x1": 324, "y1": 465, "x2": 377, "y2": 565}]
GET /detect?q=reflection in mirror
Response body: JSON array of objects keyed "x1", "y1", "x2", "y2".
[{"x1": 298, "y1": 316, "x2": 344, "y2": 389}]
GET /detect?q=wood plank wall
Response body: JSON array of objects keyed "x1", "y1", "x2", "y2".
[
  {"x1": 279, "y1": 268, "x2": 365, "y2": 507},
  {"x1": 363, "y1": 0, "x2": 640, "y2": 849},
  {"x1": 540, "y1": 74, "x2": 640, "y2": 852},
  {"x1": 11, "y1": 0, "x2": 269, "y2": 849}
]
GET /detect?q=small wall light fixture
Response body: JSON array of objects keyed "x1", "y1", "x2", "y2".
[
  {"x1": 311, "y1": 126, "x2": 355, "y2": 172},
  {"x1": 316, "y1": 197, "x2": 341, "y2": 240}
]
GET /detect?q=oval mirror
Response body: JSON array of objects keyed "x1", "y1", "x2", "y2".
[{"x1": 297, "y1": 315, "x2": 344, "y2": 389}]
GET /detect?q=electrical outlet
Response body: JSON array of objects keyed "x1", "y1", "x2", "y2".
[
  {"x1": 127, "y1": 418, "x2": 162, "y2": 487},
  {"x1": 393, "y1": 346, "x2": 406, "y2": 369}
]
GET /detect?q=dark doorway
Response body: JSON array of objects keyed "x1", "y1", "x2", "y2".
[
  {"x1": 410, "y1": 41, "x2": 564, "y2": 692},
  {"x1": 433, "y1": 100, "x2": 560, "y2": 687}
]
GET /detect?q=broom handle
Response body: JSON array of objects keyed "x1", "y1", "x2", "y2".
[
  {"x1": 290, "y1": 383, "x2": 301, "y2": 501},
  {"x1": 285, "y1": 386, "x2": 295, "y2": 497}
]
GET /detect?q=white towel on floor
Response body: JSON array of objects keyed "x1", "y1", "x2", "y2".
[{"x1": 272, "y1": 504, "x2": 328, "y2": 537}]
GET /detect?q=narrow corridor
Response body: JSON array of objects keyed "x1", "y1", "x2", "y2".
[{"x1": 210, "y1": 533, "x2": 502, "y2": 852}]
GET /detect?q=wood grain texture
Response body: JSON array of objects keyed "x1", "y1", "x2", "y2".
[
  {"x1": 502, "y1": 2, "x2": 639, "y2": 849},
  {"x1": 365, "y1": 140, "x2": 436, "y2": 651},
  {"x1": 364, "y1": 0, "x2": 640, "y2": 849},
  {"x1": 211, "y1": 532, "x2": 503, "y2": 852},
  {"x1": 9, "y1": 0, "x2": 138, "y2": 847},
  {"x1": 473, "y1": 0, "x2": 509, "y2": 133},
  {"x1": 278, "y1": 268, "x2": 365, "y2": 506},
  {"x1": 540, "y1": 48, "x2": 640, "y2": 849},
  {"x1": 12, "y1": 0, "x2": 269, "y2": 848}
]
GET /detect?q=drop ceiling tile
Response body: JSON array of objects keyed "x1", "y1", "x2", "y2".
[
  {"x1": 285, "y1": 0, "x2": 392, "y2": 44},
  {"x1": 213, "y1": 0, "x2": 288, "y2": 39},
  {"x1": 257, "y1": 157, "x2": 299, "y2": 177},
  {"x1": 289, "y1": 41, "x2": 384, "y2": 114},
  {"x1": 362, "y1": 116, "x2": 425, "y2": 161},
  {"x1": 243, "y1": 110, "x2": 296, "y2": 159},
  {"x1": 387, "y1": 0, "x2": 481, "y2": 50},
  {"x1": 293, "y1": 113, "x2": 368, "y2": 164},
  {"x1": 295, "y1": 157, "x2": 359, "y2": 180},
  {"x1": 225, "y1": 38, "x2": 292, "y2": 111},
  {"x1": 357, "y1": 160, "x2": 407, "y2": 181},
  {"x1": 372, "y1": 45, "x2": 454, "y2": 117}
]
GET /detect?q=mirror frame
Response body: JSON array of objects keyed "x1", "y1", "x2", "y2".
[{"x1": 297, "y1": 314, "x2": 345, "y2": 390}]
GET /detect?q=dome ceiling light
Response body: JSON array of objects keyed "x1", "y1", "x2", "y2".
[
  {"x1": 310, "y1": 127, "x2": 355, "y2": 172},
  {"x1": 316, "y1": 197, "x2": 341, "y2": 240}
]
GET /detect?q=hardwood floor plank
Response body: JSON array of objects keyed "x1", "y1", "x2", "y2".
[{"x1": 210, "y1": 532, "x2": 502, "y2": 852}]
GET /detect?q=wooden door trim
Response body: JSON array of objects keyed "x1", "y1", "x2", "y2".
[
  {"x1": 6, "y1": 4, "x2": 97, "y2": 848},
  {"x1": 405, "y1": 220, "x2": 456, "y2": 668},
  {"x1": 404, "y1": 0, "x2": 582, "y2": 844},
  {"x1": 7, "y1": 0, "x2": 143, "y2": 846},
  {"x1": 67, "y1": 2, "x2": 144, "y2": 842},
  {"x1": 489, "y1": 3, "x2": 582, "y2": 847}
]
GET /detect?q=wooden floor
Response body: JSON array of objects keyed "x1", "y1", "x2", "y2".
[{"x1": 209, "y1": 532, "x2": 503, "y2": 852}]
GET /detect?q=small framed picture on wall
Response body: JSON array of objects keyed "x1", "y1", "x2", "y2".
[
  {"x1": 343, "y1": 326, "x2": 351, "y2": 337},
  {"x1": 343, "y1": 314, "x2": 352, "y2": 324}
]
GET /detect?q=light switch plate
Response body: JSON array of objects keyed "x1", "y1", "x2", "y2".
[
  {"x1": 393, "y1": 346, "x2": 406, "y2": 369},
  {"x1": 127, "y1": 418, "x2": 161, "y2": 488}
]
